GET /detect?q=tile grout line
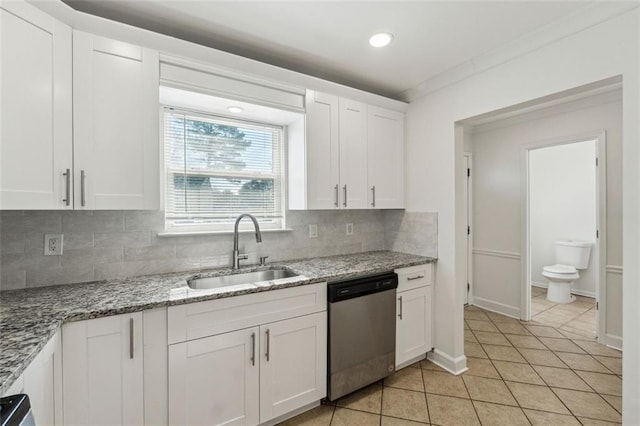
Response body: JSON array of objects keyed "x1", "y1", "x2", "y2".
[{"x1": 466, "y1": 305, "x2": 621, "y2": 424}]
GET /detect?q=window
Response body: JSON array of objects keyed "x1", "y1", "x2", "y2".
[{"x1": 163, "y1": 109, "x2": 285, "y2": 233}]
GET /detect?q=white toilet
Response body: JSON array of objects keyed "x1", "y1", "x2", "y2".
[{"x1": 542, "y1": 240, "x2": 592, "y2": 304}]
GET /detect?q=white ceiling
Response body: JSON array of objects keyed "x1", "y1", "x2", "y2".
[{"x1": 62, "y1": 1, "x2": 601, "y2": 100}]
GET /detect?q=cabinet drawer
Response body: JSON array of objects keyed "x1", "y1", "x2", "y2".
[
  {"x1": 168, "y1": 283, "x2": 327, "y2": 344},
  {"x1": 395, "y1": 264, "x2": 433, "y2": 292}
]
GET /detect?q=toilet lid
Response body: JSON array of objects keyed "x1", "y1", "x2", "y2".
[{"x1": 543, "y1": 264, "x2": 577, "y2": 274}]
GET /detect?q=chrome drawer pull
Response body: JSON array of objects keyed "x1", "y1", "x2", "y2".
[
  {"x1": 62, "y1": 169, "x2": 71, "y2": 206},
  {"x1": 334, "y1": 184, "x2": 339, "y2": 207},
  {"x1": 265, "y1": 329, "x2": 270, "y2": 362},
  {"x1": 407, "y1": 275, "x2": 425, "y2": 281},
  {"x1": 398, "y1": 296, "x2": 403, "y2": 319},
  {"x1": 250, "y1": 332, "x2": 256, "y2": 366},
  {"x1": 80, "y1": 170, "x2": 86, "y2": 207},
  {"x1": 343, "y1": 185, "x2": 347, "y2": 207},
  {"x1": 129, "y1": 318, "x2": 134, "y2": 359}
]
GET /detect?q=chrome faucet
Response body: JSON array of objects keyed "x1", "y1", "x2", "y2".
[{"x1": 232, "y1": 213, "x2": 262, "y2": 269}]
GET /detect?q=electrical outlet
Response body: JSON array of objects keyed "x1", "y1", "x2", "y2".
[
  {"x1": 308, "y1": 224, "x2": 318, "y2": 238},
  {"x1": 346, "y1": 223, "x2": 354, "y2": 236},
  {"x1": 44, "y1": 234, "x2": 63, "y2": 256}
]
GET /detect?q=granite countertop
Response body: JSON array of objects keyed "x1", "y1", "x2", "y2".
[{"x1": 0, "y1": 250, "x2": 435, "y2": 395}]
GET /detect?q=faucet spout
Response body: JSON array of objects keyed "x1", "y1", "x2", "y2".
[{"x1": 232, "y1": 213, "x2": 263, "y2": 269}]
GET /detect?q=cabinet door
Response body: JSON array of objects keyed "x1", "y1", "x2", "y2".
[
  {"x1": 396, "y1": 286, "x2": 432, "y2": 368},
  {"x1": 62, "y1": 313, "x2": 144, "y2": 426},
  {"x1": 169, "y1": 327, "x2": 259, "y2": 426},
  {"x1": 23, "y1": 331, "x2": 62, "y2": 426},
  {"x1": 338, "y1": 98, "x2": 368, "y2": 209},
  {"x1": 305, "y1": 90, "x2": 340, "y2": 209},
  {"x1": 367, "y1": 106, "x2": 404, "y2": 209},
  {"x1": 73, "y1": 31, "x2": 159, "y2": 210},
  {"x1": 0, "y1": 2, "x2": 72, "y2": 209},
  {"x1": 259, "y1": 312, "x2": 327, "y2": 423}
]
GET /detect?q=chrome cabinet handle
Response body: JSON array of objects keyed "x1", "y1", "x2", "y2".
[
  {"x1": 265, "y1": 329, "x2": 270, "y2": 361},
  {"x1": 334, "y1": 184, "x2": 339, "y2": 207},
  {"x1": 62, "y1": 169, "x2": 70, "y2": 206},
  {"x1": 407, "y1": 275, "x2": 425, "y2": 281},
  {"x1": 371, "y1": 186, "x2": 376, "y2": 207},
  {"x1": 80, "y1": 170, "x2": 86, "y2": 207},
  {"x1": 250, "y1": 332, "x2": 256, "y2": 366},
  {"x1": 129, "y1": 318, "x2": 134, "y2": 359},
  {"x1": 343, "y1": 185, "x2": 347, "y2": 207},
  {"x1": 398, "y1": 296, "x2": 403, "y2": 319}
]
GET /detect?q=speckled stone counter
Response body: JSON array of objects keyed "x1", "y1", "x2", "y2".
[{"x1": 0, "y1": 250, "x2": 434, "y2": 395}]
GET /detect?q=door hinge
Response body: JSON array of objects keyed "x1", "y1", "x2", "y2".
[
  {"x1": 467, "y1": 225, "x2": 471, "y2": 235},
  {"x1": 467, "y1": 168, "x2": 470, "y2": 177},
  {"x1": 467, "y1": 283, "x2": 470, "y2": 292},
  {"x1": 596, "y1": 301, "x2": 599, "y2": 310},
  {"x1": 596, "y1": 158, "x2": 599, "y2": 166},
  {"x1": 596, "y1": 229, "x2": 599, "y2": 238}
]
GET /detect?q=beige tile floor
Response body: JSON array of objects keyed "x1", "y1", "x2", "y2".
[
  {"x1": 280, "y1": 305, "x2": 622, "y2": 425},
  {"x1": 530, "y1": 286, "x2": 597, "y2": 339}
]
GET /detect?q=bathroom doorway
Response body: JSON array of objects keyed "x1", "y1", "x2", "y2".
[{"x1": 523, "y1": 133, "x2": 606, "y2": 342}]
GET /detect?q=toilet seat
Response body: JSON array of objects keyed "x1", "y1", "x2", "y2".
[{"x1": 542, "y1": 264, "x2": 579, "y2": 281}]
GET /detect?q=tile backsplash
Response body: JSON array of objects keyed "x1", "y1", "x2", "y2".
[{"x1": 0, "y1": 210, "x2": 437, "y2": 290}]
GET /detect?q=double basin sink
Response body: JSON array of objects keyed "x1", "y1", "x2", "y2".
[{"x1": 187, "y1": 268, "x2": 300, "y2": 290}]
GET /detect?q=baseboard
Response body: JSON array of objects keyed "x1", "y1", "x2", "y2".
[
  {"x1": 472, "y1": 296, "x2": 521, "y2": 319},
  {"x1": 427, "y1": 349, "x2": 468, "y2": 375},
  {"x1": 571, "y1": 289, "x2": 596, "y2": 298},
  {"x1": 531, "y1": 282, "x2": 595, "y2": 299},
  {"x1": 261, "y1": 401, "x2": 320, "y2": 426},
  {"x1": 396, "y1": 354, "x2": 427, "y2": 370},
  {"x1": 604, "y1": 334, "x2": 623, "y2": 351}
]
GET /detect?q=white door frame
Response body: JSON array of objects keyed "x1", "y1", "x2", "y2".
[
  {"x1": 464, "y1": 152, "x2": 473, "y2": 305},
  {"x1": 520, "y1": 130, "x2": 607, "y2": 344}
]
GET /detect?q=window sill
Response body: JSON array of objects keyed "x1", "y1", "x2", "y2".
[{"x1": 156, "y1": 228, "x2": 294, "y2": 238}]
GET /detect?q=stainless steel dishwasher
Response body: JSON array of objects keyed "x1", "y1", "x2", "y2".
[{"x1": 327, "y1": 272, "x2": 398, "y2": 401}]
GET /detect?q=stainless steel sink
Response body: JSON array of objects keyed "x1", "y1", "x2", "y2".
[{"x1": 187, "y1": 268, "x2": 299, "y2": 290}]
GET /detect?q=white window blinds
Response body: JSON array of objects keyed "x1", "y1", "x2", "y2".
[{"x1": 164, "y1": 109, "x2": 285, "y2": 232}]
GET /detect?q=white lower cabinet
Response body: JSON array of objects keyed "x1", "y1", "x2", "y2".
[
  {"x1": 395, "y1": 265, "x2": 434, "y2": 368},
  {"x1": 2, "y1": 331, "x2": 63, "y2": 426},
  {"x1": 61, "y1": 308, "x2": 168, "y2": 426},
  {"x1": 168, "y1": 283, "x2": 327, "y2": 426},
  {"x1": 169, "y1": 312, "x2": 326, "y2": 426},
  {"x1": 62, "y1": 312, "x2": 144, "y2": 426},
  {"x1": 169, "y1": 327, "x2": 260, "y2": 426},
  {"x1": 259, "y1": 313, "x2": 327, "y2": 422}
]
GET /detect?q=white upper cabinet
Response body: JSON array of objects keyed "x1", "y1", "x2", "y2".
[
  {"x1": 367, "y1": 106, "x2": 404, "y2": 209},
  {"x1": 73, "y1": 31, "x2": 159, "y2": 210},
  {"x1": 338, "y1": 98, "x2": 368, "y2": 209},
  {"x1": 289, "y1": 90, "x2": 404, "y2": 210},
  {"x1": 0, "y1": 2, "x2": 72, "y2": 210},
  {"x1": 303, "y1": 90, "x2": 340, "y2": 209}
]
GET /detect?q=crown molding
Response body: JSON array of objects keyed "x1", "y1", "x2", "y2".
[{"x1": 400, "y1": 2, "x2": 639, "y2": 103}]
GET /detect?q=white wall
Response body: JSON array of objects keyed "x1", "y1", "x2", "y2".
[
  {"x1": 405, "y1": 8, "x2": 638, "y2": 420},
  {"x1": 530, "y1": 140, "x2": 597, "y2": 295},
  {"x1": 468, "y1": 94, "x2": 621, "y2": 339}
]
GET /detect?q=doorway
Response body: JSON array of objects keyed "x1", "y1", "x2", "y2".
[{"x1": 522, "y1": 133, "x2": 606, "y2": 342}]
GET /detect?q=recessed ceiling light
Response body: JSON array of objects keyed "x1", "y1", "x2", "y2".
[
  {"x1": 227, "y1": 106, "x2": 243, "y2": 113},
  {"x1": 369, "y1": 32, "x2": 394, "y2": 48}
]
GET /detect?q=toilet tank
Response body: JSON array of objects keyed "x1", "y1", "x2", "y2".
[{"x1": 555, "y1": 240, "x2": 592, "y2": 269}]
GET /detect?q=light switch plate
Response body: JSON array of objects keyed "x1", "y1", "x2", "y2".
[
  {"x1": 308, "y1": 224, "x2": 318, "y2": 238},
  {"x1": 44, "y1": 234, "x2": 64, "y2": 256},
  {"x1": 346, "y1": 223, "x2": 354, "y2": 235}
]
